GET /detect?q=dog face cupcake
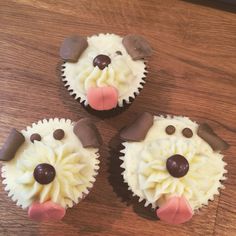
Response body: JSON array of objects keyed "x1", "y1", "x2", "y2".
[
  {"x1": 60, "y1": 33, "x2": 152, "y2": 111},
  {"x1": 0, "y1": 118, "x2": 101, "y2": 221},
  {"x1": 120, "y1": 113, "x2": 229, "y2": 224}
]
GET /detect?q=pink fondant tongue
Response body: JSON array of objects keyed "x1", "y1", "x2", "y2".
[
  {"x1": 156, "y1": 196, "x2": 193, "y2": 224},
  {"x1": 87, "y1": 86, "x2": 118, "y2": 111},
  {"x1": 28, "y1": 201, "x2": 66, "y2": 222}
]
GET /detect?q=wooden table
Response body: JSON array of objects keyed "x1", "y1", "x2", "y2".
[{"x1": 0, "y1": 0, "x2": 236, "y2": 235}]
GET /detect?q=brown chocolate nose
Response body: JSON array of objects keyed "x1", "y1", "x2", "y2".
[
  {"x1": 33, "y1": 163, "x2": 56, "y2": 185},
  {"x1": 166, "y1": 154, "x2": 189, "y2": 178},
  {"x1": 93, "y1": 54, "x2": 111, "y2": 70}
]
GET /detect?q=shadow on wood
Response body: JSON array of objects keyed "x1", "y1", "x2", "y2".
[
  {"x1": 183, "y1": 0, "x2": 236, "y2": 13},
  {"x1": 108, "y1": 133, "x2": 159, "y2": 221}
]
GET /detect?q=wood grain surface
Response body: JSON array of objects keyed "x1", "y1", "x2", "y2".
[{"x1": 0, "y1": 0, "x2": 236, "y2": 235}]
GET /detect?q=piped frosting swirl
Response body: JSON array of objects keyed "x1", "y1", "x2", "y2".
[
  {"x1": 137, "y1": 138, "x2": 226, "y2": 210},
  {"x1": 16, "y1": 142, "x2": 93, "y2": 208}
]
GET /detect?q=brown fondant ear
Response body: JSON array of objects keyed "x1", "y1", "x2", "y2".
[
  {"x1": 197, "y1": 123, "x2": 229, "y2": 151},
  {"x1": 0, "y1": 128, "x2": 25, "y2": 161},
  {"x1": 59, "y1": 35, "x2": 88, "y2": 62},
  {"x1": 122, "y1": 34, "x2": 153, "y2": 60},
  {"x1": 120, "y1": 112, "x2": 154, "y2": 142},
  {"x1": 73, "y1": 118, "x2": 102, "y2": 148}
]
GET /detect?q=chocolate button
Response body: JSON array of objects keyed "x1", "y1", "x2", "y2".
[
  {"x1": 93, "y1": 54, "x2": 111, "y2": 70},
  {"x1": 120, "y1": 112, "x2": 154, "y2": 142},
  {"x1": 165, "y1": 125, "x2": 175, "y2": 135},
  {"x1": 122, "y1": 34, "x2": 153, "y2": 60},
  {"x1": 30, "y1": 133, "x2": 41, "y2": 143},
  {"x1": 34, "y1": 163, "x2": 56, "y2": 185},
  {"x1": 73, "y1": 118, "x2": 102, "y2": 148},
  {"x1": 60, "y1": 35, "x2": 88, "y2": 62},
  {"x1": 0, "y1": 128, "x2": 25, "y2": 161},
  {"x1": 197, "y1": 123, "x2": 229, "y2": 151},
  {"x1": 166, "y1": 154, "x2": 189, "y2": 178},
  {"x1": 182, "y1": 128, "x2": 193, "y2": 138},
  {"x1": 53, "y1": 129, "x2": 65, "y2": 140}
]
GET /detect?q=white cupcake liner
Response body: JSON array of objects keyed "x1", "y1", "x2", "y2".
[{"x1": 1, "y1": 118, "x2": 100, "y2": 210}]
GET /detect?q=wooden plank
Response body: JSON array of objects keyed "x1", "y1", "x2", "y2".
[{"x1": 0, "y1": 0, "x2": 235, "y2": 235}]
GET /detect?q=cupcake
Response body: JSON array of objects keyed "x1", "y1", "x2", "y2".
[
  {"x1": 60, "y1": 33, "x2": 152, "y2": 111},
  {"x1": 0, "y1": 118, "x2": 101, "y2": 221},
  {"x1": 119, "y1": 112, "x2": 229, "y2": 224}
]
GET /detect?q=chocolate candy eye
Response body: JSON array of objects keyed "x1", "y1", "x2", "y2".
[
  {"x1": 53, "y1": 129, "x2": 65, "y2": 140},
  {"x1": 116, "y1": 51, "x2": 122, "y2": 55},
  {"x1": 182, "y1": 128, "x2": 193, "y2": 138},
  {"x1": 30, "y1": 133, "x2": 41, "y2": 143},
  {"x1": 33, "y1": 163, "x2": 56, "y2": 185},
  {"x1": 165, "y1": 125, "x2": 175, "y2": 135}
]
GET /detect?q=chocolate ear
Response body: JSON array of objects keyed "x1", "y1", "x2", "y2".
[
  {"x1": 59, "y1": 35, "x2": 88, "y2": 62},
  {"x1": 197, "y1": 123, "x2": 229, "y2": 151},
  {"x1": 120, "y1": 112, "x2": 154, "y2": 142},
  {"x1": 0, "y1": 128, "x2": 25, "y2": 161},
  {"x1": 73, "y1": 118, "x2": 102, "y2": 148},
  {"x1": 122, "y1": 34, "x2": 153, "y2": 60}
]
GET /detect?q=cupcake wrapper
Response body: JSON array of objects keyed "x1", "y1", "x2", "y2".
[
  {"x1": 61, "y1": 62, "x2": 148, "y2": 108},
  {"x1": 69, "y1": 167, "x2": 99, "y2": 209},
  {"x1": 1, "y1": 118, "x2": 100, "y2": 210}
]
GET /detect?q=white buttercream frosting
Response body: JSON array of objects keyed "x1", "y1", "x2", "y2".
[
  {"x1": 121, "y1": 116, "x2": 227, "y2": 211},
  {"x1": 62, "y1": 33, "x2": 147, "y2": 106},
  {"x1": 2, "y1": 119, "x2": 99, "y2": 209}
]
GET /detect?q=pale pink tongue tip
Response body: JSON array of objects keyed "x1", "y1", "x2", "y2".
[
  {"x1": 87, "y1": 86, "x2": 118, "y2": 111},
  {"x1": 156, "y1": 196, "x2": 193, "y2": 225},
  {"x1": 28, "y1": 201, "x2": 66, "y2": 222}
]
